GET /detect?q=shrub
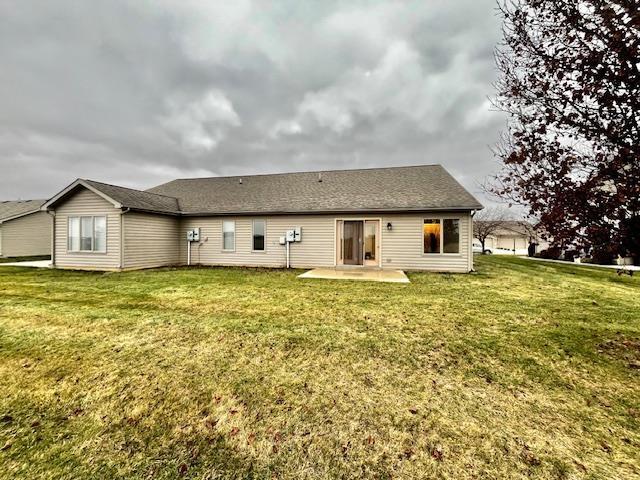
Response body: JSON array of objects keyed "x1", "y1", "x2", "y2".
[
  {"x1": 538, "y1": 247, "x2": 562, "y2": 260},
  {"x1": 591, "y1": 247, "x2": 615, "y2": 265},
  {"x1": 563, "y1": 249, "x2": 580, "y2": 261}
]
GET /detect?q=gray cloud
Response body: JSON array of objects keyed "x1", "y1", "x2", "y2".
[{"x1": 0, "y1": 0, "x2": 505, "y2": 205}]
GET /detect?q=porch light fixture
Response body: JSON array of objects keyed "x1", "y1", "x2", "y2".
[{"x1": 386, "y1": 222, "x2": 393, "y2": 231}]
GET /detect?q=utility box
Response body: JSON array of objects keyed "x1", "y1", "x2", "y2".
[
  {"x1": 187, "y1": 228, "x2": 200, "y2": 242},
  {"x1": 293, "y1": 226, "x2": 301, "y2": 242},
  {"x1": 285, "y1": 230, "x2": 295, "y2": 243},
  {"x1": 279, "y1": 236, "x2": 286, "y2": 245}
]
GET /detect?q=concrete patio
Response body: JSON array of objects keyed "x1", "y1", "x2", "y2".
[
  {"x1": 298, "y1": 268, "x2": 410, "y2": 283},
  {"x1": 0, "y1": 260, "x2": 51, "y2": 268}
]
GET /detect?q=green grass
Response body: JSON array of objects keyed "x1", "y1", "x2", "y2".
[{"x1": 0, "y1": 256, "x2": 638, "y2": 479}]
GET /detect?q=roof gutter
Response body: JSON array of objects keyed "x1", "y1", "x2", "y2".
[
  {"x1": 47, "y1": 210, "x2": 56, "y2": 268},
  {"x1": 0, "y1": 208, "x2": 43, "y2": 223},
  {"x1": 119, "y1": 208, "x2": 130, "y2": 270},
  {"x1": 123, "y1": 207, "x2": 181, "y2": 216},
  {"x1": 177, "y1": 206, "x2": 484, "y2": 217}
]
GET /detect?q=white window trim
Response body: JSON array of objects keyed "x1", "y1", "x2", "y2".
[
  {"x1": 222, "y1": 220, "x2": 236, "y2": 252},
  {"x1": 252, "y1": 219, "x2": 267, "y2": 253},
  {"x1": 67, "y1": 215, "x2": 107, "y2": 254},
  {"x1": 422, "y1": 217, "x2": 461, "y2": 256}
]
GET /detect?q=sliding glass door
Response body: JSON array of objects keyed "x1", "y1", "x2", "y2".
[
  {"x1": 363, "y1": 220, "x2": 378, "y2": 266},
  {"x1": 342, "y1": 221, "x2": 363, "y2": 265},
  {"x1": 337, "y1": 220, "x2": 380, "y2": 266}
]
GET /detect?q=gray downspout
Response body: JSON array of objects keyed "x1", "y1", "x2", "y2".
[
  {"x1": 470, "y1": 210, "x2": 477, "y2": 272},
  {"x1": 47, "y1": 211, "x2": 56, "y2": 268},
  {"x1": 120, "y1": 208, "x2": 130, "y2": 270}
]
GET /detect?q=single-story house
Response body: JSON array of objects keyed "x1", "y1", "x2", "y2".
[
  {"x1": 0, "y1": 199, "x2": 51, "y2": 258},
  {"x1": 41, "y1": 165, "x2": 483, "y2": 272},
  {"x1": 474, "y1": 221, "x2": 549, "y2": 255}
]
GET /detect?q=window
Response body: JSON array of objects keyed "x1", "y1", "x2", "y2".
[
  {"x1": 253, "y1": 220, "x2": 265, "y2": 251},
  {"x1": 423, "y1": 219, "x2": 441, "y2": 254},
  {"x1": 68, "y1": 216, "x2": 106, "y2": 252},
  {"x1": 443, "y1": 219, "x2": 460, "y2": 253},
  {"x1": 423, "y1": 218, "x2": 460, "y2": 254},
  {"x1": 81, "y1": 217, "x2": 93, "y2": 251},
  {"x1": 222, "y1": 220, "x2": 235, "y2": 251},
  {"x1": 94, "y1": 216, "x2": 107, "y2": 252},
  {"x1": 68, "y1": 217, "x2": 80, "y2": 251}
]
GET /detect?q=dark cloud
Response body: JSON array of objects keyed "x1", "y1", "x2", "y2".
[{"x1": 0, "y1": 0, "x2": 505, "y2": 206}]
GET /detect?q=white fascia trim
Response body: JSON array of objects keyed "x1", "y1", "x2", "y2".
[{"x1": 41, "y1": 179, "x2": 122, "y2": 211}]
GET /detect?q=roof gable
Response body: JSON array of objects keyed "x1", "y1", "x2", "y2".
[{"x1": 43, "y1": 179, "x2": 180, "y2": 215}]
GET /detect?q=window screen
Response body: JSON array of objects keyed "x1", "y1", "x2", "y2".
[
  {"x1": 68, "y1": 217, "x2": 80, "y2": 251},
  {"x1": 223, "y1": 220, "x2": 235, "y2": 250},
  {"x1": 80, "y1": 217, "x2": 94, "y2": 251},
  {"x1": 94, "y1": 216, "x2": 107, "y2": 252}
]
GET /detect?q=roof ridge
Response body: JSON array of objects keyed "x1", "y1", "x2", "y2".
[{"x1": 166, "y1": 163, "x2": 443, "y2": 182}]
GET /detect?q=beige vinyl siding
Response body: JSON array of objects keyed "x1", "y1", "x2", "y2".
[
  {"x1": 54, "y1": 188, "x2": 121, "y2": 270},
  {"x1": 0, "y1": 211, "x2": 51, "y2": 257},
  {"x1": 180, "y1": 216, "x2": 336, "y2": 268},
  {"x1": 179, "y1": 212, "x2": 472, "y2": 272},
  {"x1": 123, "y1": 212, "x2": 180, "y2": 269},
  {"x1": 380, "y1": 212, "x2": 472, "y2": 272}
]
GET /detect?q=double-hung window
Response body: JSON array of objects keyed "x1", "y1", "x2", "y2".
[
  {"x1": 423, "y1": 218, "x2": 460, "y2": 254},
  {"x1": 252, "y1": 220, "x2": 265, "y2": 251},
  {"x1": 68, "y1": 216, "x2": 107, "y2": 252},
  {"x1": 222, "y1": 220, "x2": 235, "y2": 251}
]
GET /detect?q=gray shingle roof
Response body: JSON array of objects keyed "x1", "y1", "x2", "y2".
[
  {"x1": 0, "y1": 199, "x2": 46, "y2": 222},
  {"x1": 146, "y1": 165, "x2": 483, "y2": 215},
  {"x1": 83, "y1": 180, "x2": 181, "y2": 214}
]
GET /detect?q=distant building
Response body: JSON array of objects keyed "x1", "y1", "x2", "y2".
[
  {"x1": 474, "y1": 221, "x2": 549, "y2": 255},
  {"x1": 0, "y1": 200, "x2": 51, "y2": 257}
]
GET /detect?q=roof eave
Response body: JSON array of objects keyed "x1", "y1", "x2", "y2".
[
  {"x1": 179, "y1": 206, "x2": 483, "y2": 217},
  {"x1": 124, "y1": 207, "x2": 182, "y2": 216},
  {"x1": 0, "y1": 208, "x2": 43, "y2": 223}
]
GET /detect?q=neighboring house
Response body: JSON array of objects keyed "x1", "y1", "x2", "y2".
[
  {"x1": 42, "y1": 165, "x2": 483, "y2": 272},
  {"x1": 0, "y1": 199, "x2": 51, "y2": 257},
  {"x1": 474, "y1": 221, "x2": 549, "y2": 255}
]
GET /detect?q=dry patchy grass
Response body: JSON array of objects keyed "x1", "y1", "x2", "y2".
[{"x1": 0, "y1": 256, "x2": 639, "y2": 479}]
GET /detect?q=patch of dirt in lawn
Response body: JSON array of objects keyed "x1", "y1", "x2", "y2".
[{"x1": 597, "y1": 336, "x2": 640, "y2": 369}]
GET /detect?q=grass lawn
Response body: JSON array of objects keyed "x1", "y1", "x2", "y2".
[{"x1": 0, "y1": 256, "x2": 638, "y2": 479}]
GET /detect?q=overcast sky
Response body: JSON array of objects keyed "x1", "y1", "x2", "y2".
[{"x1": 0, "y1": 0, "x2": 506, "y2": 204}]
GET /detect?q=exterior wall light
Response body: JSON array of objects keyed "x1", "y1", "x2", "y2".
[{"x1": 387, "y1": 222, "x2": 393, "y2": 231}]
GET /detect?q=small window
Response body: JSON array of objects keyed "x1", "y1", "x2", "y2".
[
  {"x1": 68, "y1": 216, "x2": 106, "y2": 252},
  {"x1": 423, "y1": 219, "x2": 441, "y2": 254},
  {"x1": 253, "y1": 220, "x2": 265, "y2": 251},
  {"x1": 222, "y1": 220, "x2": 235, "y2": 251},
  {"x1": 443, "y1": 219, "x2": 460, "y2": 253}
]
